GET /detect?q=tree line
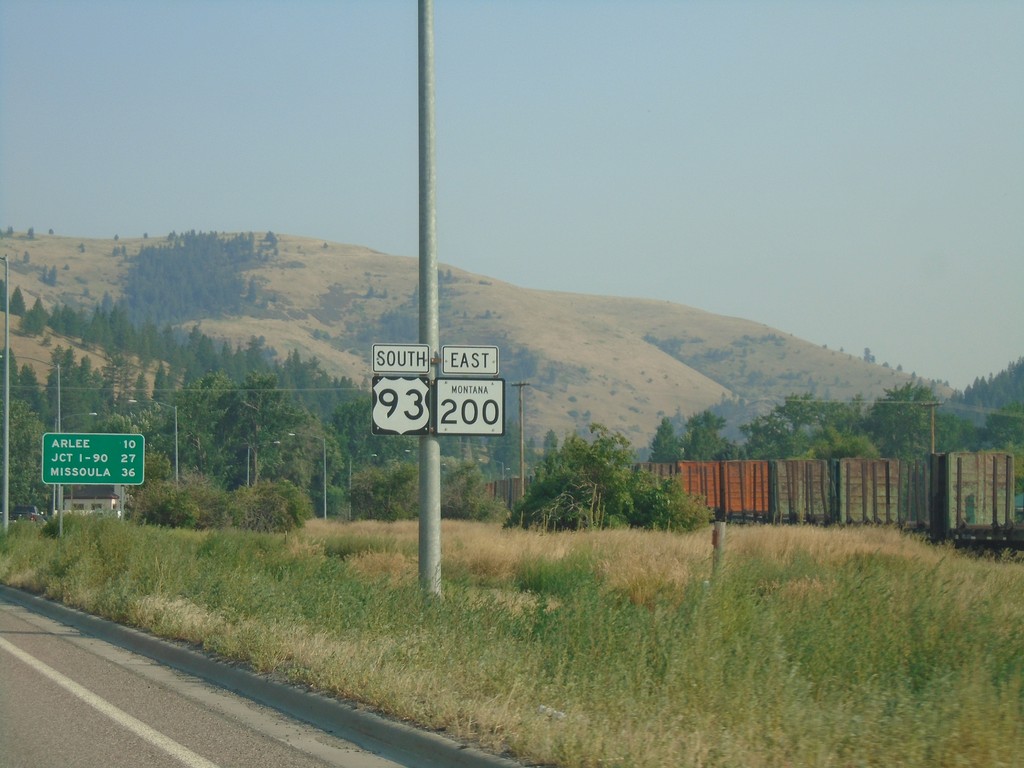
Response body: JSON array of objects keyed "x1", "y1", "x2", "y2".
[
  {"x1": 2, "y1": 229, "x2": 1021, "y2": 533},
  {"x1": 7, "y1": 337, "x2": 1020, "y2": 533},
  {"x1": 511, "y1": 379, "x2": 1024, "y2": 532},
  {"x1": 646, "y1": 382, "x2": 1024, "y2": 464}
]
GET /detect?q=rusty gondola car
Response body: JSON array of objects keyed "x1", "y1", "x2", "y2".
[
  {"x1": 675, "y1": 461, "x2": 722, "y2": 513},
  {"x1": 769, "y1": 459, "x2": 831, "y2": 524},
  {"x1": 930, "y1": 452, "x2": 1016, "y2": 546},
  {"x1": 634, "y1": 452, "x2": 1015, "y2": 547},
  {"x1": 720, "y1": 460, "x2": 770, "y2": 522},
  {"x1": 634, "y1": 461, "x2": 770, "y2": 521}
]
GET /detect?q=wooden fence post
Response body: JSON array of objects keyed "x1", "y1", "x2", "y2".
[{"x1": 712, "y1": 521, "x2": 726, "y2": 573}]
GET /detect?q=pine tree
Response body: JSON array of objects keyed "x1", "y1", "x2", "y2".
[
  {"x1": 9, "y1": 286, "x2": 25, "y2": 315},
  {"x1": 649, "y1": 417, "x2": 682, "y2": 462},
  {"x1": 20, "y1": 298, "x2": 48, "y2": 335}
]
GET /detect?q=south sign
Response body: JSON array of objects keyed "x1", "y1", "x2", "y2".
[{"x1": 372, "y1": 343, "x2": 431, "y2": 375}]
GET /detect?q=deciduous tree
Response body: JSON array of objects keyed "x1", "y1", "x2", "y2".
[
  {"x1": 513, "y1": 423, "x2": 706, "y2": 532},
  {"x1": 679, "y1": 410, "x2": 735, "y2": 460},
  {"x1": 865, "y1": 383, "x2": 937, "y2": 459}
]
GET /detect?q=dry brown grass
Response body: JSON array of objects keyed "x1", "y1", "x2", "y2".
[
  {"x1": 129, "y1": 595, "x2": 227, "y2": 645},
  {"x1": 306, "y1": 519, "x2": 936, "y2": 594},
  {"x1": 725, "y1": 523, "x2": 943, "y2": 564},
  {"x1": 6, "y1": 518, "x2": 1024, "y2": 767},
  {"x1": 304, "y1": 520, "x2": 945, "y2": 610}
]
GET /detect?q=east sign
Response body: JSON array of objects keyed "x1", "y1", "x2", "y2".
[{"x1": 441, "y1": 345, "x2": 499, "y2": 377}]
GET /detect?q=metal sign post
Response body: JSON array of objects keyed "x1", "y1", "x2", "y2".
[{"x1": 418, "y1": 0, "x2": 442, "y2": 597}]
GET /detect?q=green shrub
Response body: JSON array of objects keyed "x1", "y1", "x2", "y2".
[
  {"x1": 130, "y1": 475, "x2": 302, "y2": 532},
  {"x1": 189, "y1": 478, "x2": 233, "y2": 529},
  {"x1": 320, "y1": 532, "x2": 415, "y2": 560},
  {"x1": 349, "y1": 463, "x2": 418, "y2": 520},
  {"x1": 626, "y1": 470, "x2": 711, "y2": 530},
  {"x1": 130, "y1": 480, "x2": 200, "y2": 528},
  {"x1": 233, "y1": 480, "x2": 312, "y2": 533},
  {"x1": 441, "y1": 460, "x2": 508, "y2": 521},
  {"x1": 515, "y1": 550, "x2": 598, "y2": 597},
  {"x1": 129, "y1": 474, "x2": 233, "y2": 529},
  {"x1": 513, "y1": 423, "x2": 707, "y2": 532}
]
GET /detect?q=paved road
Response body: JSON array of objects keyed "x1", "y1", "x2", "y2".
[{"x1": 0, "y1": 599, "x2": 405, "y2": 768}]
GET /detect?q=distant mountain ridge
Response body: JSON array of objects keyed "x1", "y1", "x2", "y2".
[{"x1": 0, "y1": 230, "x2": 948, "y2": 447}]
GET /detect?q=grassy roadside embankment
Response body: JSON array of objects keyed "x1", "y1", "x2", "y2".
[{"x1": 2, "y1": 518, "x2": 1024, "y2": 767}]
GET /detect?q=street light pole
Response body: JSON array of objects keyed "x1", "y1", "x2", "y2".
[
  {"x1": 58, "y1": 411, "x2": 97, "y2": 537},
  {"x1": 20, "y1": 357, "x2": 61, "y2": 429},
  {"x1": 59, "y1": 413, "x2": 97, "y2": 425},
  {"x1": 20, "y1": 355, "x2": 60, "y2": 515},
  {"x1": 288, "y1": 432, "x2": 327, "y2": 520},
  {"x1": 244, "y1": 439, "x2": 279, "y2": 486},
  {"x1": 129, "y1": 403, "x2": 179, "y2": 481},
  {"x1": 154, "y1": 401, "x2": 179, "y2": 483},
  {"x1": 130, "y1": 399, "x2": 178, "y2": 482},
  {"x1": 54, "y1": 405, "x2": 60, "y2": 524},
  {"x1": 55, "y1": 361, "x2": 61, "y2": 516}
]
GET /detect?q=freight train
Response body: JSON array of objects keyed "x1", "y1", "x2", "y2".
[{"x1": 636, "y1": 452, "x2": 1019, "y2": 548}]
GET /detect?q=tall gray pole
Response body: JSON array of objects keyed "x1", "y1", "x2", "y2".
[
  {"x1": 2, "y1": 256, "x2": 8, "y2": 533},
  {"x1": 418, "y1": 0, "x2": 442, "y2": 596}
]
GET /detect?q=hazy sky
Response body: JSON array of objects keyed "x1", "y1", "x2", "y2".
[{"x1": 2, "y1": 1, "x2": 1021, "y2": 392}]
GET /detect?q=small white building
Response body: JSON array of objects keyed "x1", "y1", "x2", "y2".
[{"x1": 61, "y1": 484, "x2": 124, "y2": 518}]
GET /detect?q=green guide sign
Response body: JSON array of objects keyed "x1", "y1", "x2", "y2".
[{"x1": 42, "y1": 433, "x2": 145, "y2": 486}]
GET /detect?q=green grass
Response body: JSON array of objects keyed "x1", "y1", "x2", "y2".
[{"x1": 3, "y1": 518, "x2": 1024, "y2": 767}]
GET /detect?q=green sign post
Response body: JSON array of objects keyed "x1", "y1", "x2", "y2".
[{"x1": 41, "y1": 433, "x2": 145, "y2": 485}]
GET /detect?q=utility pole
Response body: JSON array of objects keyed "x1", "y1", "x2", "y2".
[
  {"x1": 513, "y1": 382, "x2": 530, "y2": 503},
  {"x1": 929, "y1": 401, "x2": 938, "y2": 454}
]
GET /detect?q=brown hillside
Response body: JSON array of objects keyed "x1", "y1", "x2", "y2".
[{"x1": 0, "y1": 231, "x2": 948, "y2": 447}]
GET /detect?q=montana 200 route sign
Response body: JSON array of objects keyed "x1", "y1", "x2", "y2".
[
  {"x1": 42, "y1": 433, "x2": 145, "y2": 485},
  {"x1": 435, "y1": 378, "x2": 505, "y2": 435}
]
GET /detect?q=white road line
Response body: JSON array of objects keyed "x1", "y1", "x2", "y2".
[{"x1": 0, "y1": 636, "x2": 222, "y2": 768}]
